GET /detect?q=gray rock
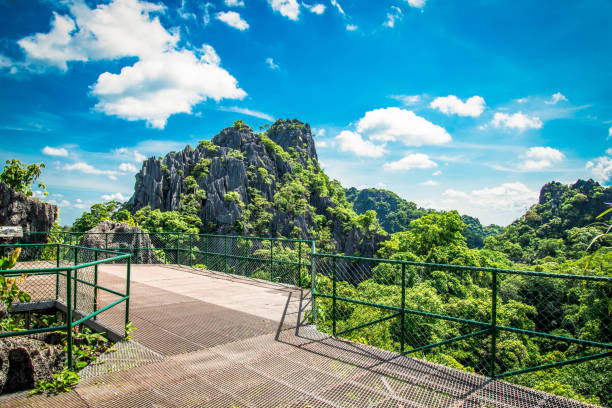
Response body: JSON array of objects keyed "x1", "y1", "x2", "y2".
[
  {"x1": 0, "y1": 337, "x2": 66, "y2": 394},
  {"x1": 0, "y1": 182, "x2": 58, "y2": 256},
  {"x1": 80, "y1": 221, "x2": 162, "y2": 264}
]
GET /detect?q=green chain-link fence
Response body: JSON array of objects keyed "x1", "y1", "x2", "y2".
[
  {"x1": 12, "y1": 231, "x2": 611, "y2": 390},
  {"x1": 0, "y1": 243, "x2": 131, "y2": 370}
]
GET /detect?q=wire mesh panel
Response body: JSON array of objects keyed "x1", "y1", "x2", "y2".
[{"x1": 312, "y1": 253, "x2": 612, "y2": 404}]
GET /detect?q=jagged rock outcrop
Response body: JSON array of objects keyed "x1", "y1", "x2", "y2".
[
  {"x1": 0, "y1": 181, "x2": 58, "y2": 244},
  {"x1": 0, "y1": 337, "x2": 66, "y2": 394},
  {"x1": 129, "y1": 119, "x2": 386, "y2": 256},
  {"x1": 80, "y1": 221, "x2": 161, "y2": 263}
]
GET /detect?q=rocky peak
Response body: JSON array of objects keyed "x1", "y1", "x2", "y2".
[{"x1": 267, "y1": 119, "x2": 317, "y2": 165}]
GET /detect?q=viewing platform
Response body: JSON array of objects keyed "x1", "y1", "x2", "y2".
[{"x1": 1, "y1": 262, "x2": 600, "y2": 408}]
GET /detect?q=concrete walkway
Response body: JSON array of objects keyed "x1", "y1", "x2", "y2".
[{"x1": 0, "y1": 265, "x2": 596, "y2": 408}]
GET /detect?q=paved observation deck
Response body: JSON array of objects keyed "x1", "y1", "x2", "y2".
[{"x1": 0, "y1": 265, "x2": 597, "y2": 408}]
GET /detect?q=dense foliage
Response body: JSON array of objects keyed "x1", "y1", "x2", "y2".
[
  {"x1": 345, "y1": 187, "x2": 504, "y2": 248},
  {"x1": 313, "y1": 211, "x2": 611, "y2": 405}
]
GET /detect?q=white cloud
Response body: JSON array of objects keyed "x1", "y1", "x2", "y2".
[
  {"x1": 432, "y1": 170, "x2": 441, "y2": 176},
  {"x1": 101, "y1": 192, "x2": 129, "y2": 201},
  {"x1": 64, "y1": 162, "x2": 119, "y2": 179},
  {"x1": 346, "y1": 24, "x2": 358, "y2": 31},
  {"x1": 586, "y1": 156, "x2": 612, "y2": 183},
  {"x1": 383, "y1": 6, "x2": 402, "y2": 28},
  {"x1": 315, "y1": 140, "x2": 328, "y2": 148},
  {"x1": 268, "y1": 0, "x2": 300, "y2": 20},
  {"x1": 42, "y1": 146, "x2": 69, "y2": 157},
  {"x1": 312, "y1": 128, "x2": 325, "y2": 137},
  {"x1": 606, "y1": 148, "x2": 612, "y2": 156},
  {"x1": 303, "y1": 3, "x2": 325, "y2": 14},
  {"x1": 224, "y1": 0, "x2": 245, "y2": 7},
  {"x1": 491, "y1": 112, "x2": 543, "y2": 131},
  {"x1": 430, "y1": 95, "x2": 485, "y2": 117},
  {"x1": 219, "y1": 106, "x2": 274, "y2": 121},
  {"x1": 376, "y1": 182, "x2": 388, "y2": 188},
  {"x1": 518, "y1": 147, "x2": 565, "y2": 171},
  {"x1": 389, "y1": 94, "x2": 420, "y2": 105},
  {"x1": 330, "y1": 0, "x2": 345, "y2": 15},
  {"x1": 515, "y1": 97, "x2": 528, "y2": 103},
  {"x1": 420, "y1": 180, "x2": 438, "y2": 186},
  {"x1": 265, "y1": 57, "x2": 280, "y2": 70},
  {"x1": 444, "y1": 182, "x2": 538, "y2": 213},
  {"x1": 608, "y1": 126, "x2": 612, "y2": 138},
  {"x1": 216, "y1": 11, "x2": 249, "y2": 30},
  {"x1": 383, "y1": 153, "x2": 437, "y2": 171},
  {"x1": 16, "y1": 0, "x2": 245, "y2": 129},
  {"x1": 119, "y1": 162, "x2": 138, "y2": 172},
  {"x1": 545, "y1": 92, "x2": 568, "y2": 105},
  {"x1": 113, "y1": 147, "x2": 147, "y2": 162},
  {"x1": 92, "y1": 48, "x2": 246, "y2": 128},
  {"x1": 357, "y1": 107, "x2": 451, "y2": 146},
  {"x1": 405, "y1": 0, "x2": 426, "y2": 8},
  {"x1": 336, "y1": 130, "x2": 386, "y2": 158}
]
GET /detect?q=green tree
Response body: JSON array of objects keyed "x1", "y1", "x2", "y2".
[{"x1": 0, "y1": 159, "x2": 47, "y2": 197}]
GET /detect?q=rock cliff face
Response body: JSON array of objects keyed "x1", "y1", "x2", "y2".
[
  {"x1": 129, "y1": 119, "x2": 386, "y2": 256},
  {"x1": 0, "y1": 181, "x2": 58, "y2": 244}
]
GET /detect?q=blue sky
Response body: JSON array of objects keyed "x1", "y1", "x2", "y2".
[{"x1": 1, "y1": 0, "x2": 611, "y2": 226}]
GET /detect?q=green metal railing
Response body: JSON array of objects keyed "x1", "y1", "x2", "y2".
[
  {"x1": 0, "y1": 243, "x2": 131, "y2": 370},
  {"x1": 21, "y1": 231, "x2": 312, "y2": 286},
  {"x1": 311, "y1": 253, "x2": 612, "y2": 380},
  {"x1": 14, "y1": 231, "x2": 612, "y2": 382}
]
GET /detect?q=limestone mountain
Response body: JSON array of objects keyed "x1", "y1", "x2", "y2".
[
  {"x1": 484, "y1": 179, "x2": 612, "y2": 263},
  {"x1": 129, "y1": 119, "x2": 386, "y2": 256}
]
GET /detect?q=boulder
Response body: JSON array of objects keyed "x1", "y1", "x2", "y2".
[
  {"x1": 0, "y1": 337, "x2": 65, "y2": 394},
  {"x1": 80, "y1": 221, "x2": 162, "y2": 264}
]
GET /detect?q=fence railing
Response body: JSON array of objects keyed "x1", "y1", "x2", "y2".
[
  {"x1": 18, "y1": 231, "x2": 312, "y2": 287},
  {"x1": 12, "y1": 231, "x2": 612, "y2": 383},
  {"x1": 0, "y1": 243, "x2": 131, "y2": 370},
  {"x1": 311, "y1": 253, "x2": 612, "y2": 380}
]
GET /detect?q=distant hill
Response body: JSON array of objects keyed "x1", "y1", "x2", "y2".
[
  {"x1": 345, "y1": 187, "x2": 503, "y2": 248},
  {"x1": 484, "y1": 179, "x2": 612, "y2": 263}
]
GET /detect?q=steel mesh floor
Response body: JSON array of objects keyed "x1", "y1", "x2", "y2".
[{"x1": 0, "y1": 265, "x2": 602, "y2": 408}]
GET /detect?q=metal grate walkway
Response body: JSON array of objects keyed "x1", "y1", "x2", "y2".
[{"x1": 0, "y1": 265, "x2": 599, "y2": 408}]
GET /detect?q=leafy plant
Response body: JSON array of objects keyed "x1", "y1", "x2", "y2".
[
  {"x1": 0, "y1": 248, "x2": 31, "y2": 310},
  {"x1": 0, "y1": 159, "x2": 47, "y2": 196},
  {"x1": 124, "y1": 321, "x2": 136, "y2": 341},
  {"x1": 30, "y1": 369, "x2": 80, "y2": 395}
]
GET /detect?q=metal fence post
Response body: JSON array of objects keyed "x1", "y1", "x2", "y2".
[
  {"x1": 176, "y1": 233, "x2": 181, "y2": 265},
  {"x1": 401, "y1": 263, "x2": 406, "y2": 354},
  {"x1": 270, "y1": 240, "x2": 274, "y2": 281},
  {"x1": 93, "y1": 251, "x2": 98, "y2": 320},
  {"x1": 55, "y1": 243, "x2": 60, "y2": 300},
  {"x1": 311, "y1": 240, "x2": 317, "y2": 325},
  {"x1": 490, "y1": 269, "x2": 498, "y2": 378},
  {"x1": 205, "y1": 235, "x2": 209, "y2": 267},
  {"x1": 66, "y1": 268, "x2": 73, "y2": 370},
  {"x1": 105, "y1": 233, "x2": 108, "y2": 251},
  {"x1": 73, "y1": 247, "x2": 78, "y2": 311},
  {"x1": 224, "y1": 235, "x2": 228, "y2": 274},
  {"x1": 134, "y1": 232, "x2": 138, "y2": 264},
  {"x1": 298, "y1": 242, "x2": 302, "y2": 286},
  {"x1": 125, "y1": 256, "x2": 131, "y2": 338},
  {"x1": 332, "y1": 257, "x2": 337, "y2": 336},
  {"x1": 189, "y1": 234, "x2": 193, "y2": 267}
]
